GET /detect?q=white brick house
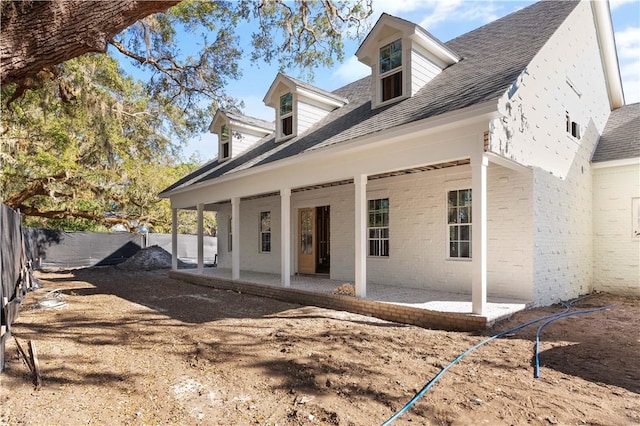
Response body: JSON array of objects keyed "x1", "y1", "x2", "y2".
[{"x1": 161, "y1": 0, "x2": 638, "y2": 314}]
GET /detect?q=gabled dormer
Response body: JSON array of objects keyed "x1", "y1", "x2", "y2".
[
  {"x1": 356, "y1": 13, "x2": 460, "y2": 109},
  {"x1": 209, "y1": 110, "x2": 274, "y2": 162},
  {"x1": 263, "y1": 73, "x2": 348, "y2": 142}
]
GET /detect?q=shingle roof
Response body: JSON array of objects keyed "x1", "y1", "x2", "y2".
[
  {"x1": 592, "y1": 103, "x2": 640, "y2": 162},
  {"x1": 162, "y1": 0, "x2": 579, "y2": 194}
]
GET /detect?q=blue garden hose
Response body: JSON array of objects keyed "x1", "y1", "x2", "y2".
[
  {"x1": 381, "y1": 295, "x2": 613, "y2": 425},
  {"x1": 534, "y1": 304, "x2": 615, "y2": 378}
]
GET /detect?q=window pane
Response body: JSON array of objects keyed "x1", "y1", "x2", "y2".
[
  {"x1": 382, "y1": 71, "x2": 402, "y2": 102},
  {"x1": 459, "y1": 242, "x2": 470, "y2": 258},
  {"x1": 282, "y1": 115, "x2": 293, "y2": 136},
  {"x1": 449, "y1": 242, "x2": 458, "y2": 258},
  {"x1": 261, "y1": 212, "x2": 271, "y2": 232},
  {"x1": 280, "y1": 93, "x2": 292, "y2": 115},
  {"x1": 450, "y1": 226, "x2": 458, "y2": 241},
  {"x1": 448, "y1": 207, "x2": 458, "y2": 224},
  {"x1": 460, "y1": 225, "x2": 470, "y2": 241},
  {"x1": 448, "y1": 191, "x2": 457, "y2": 207},
  {"x1": 459, "y1": 207, "x2": 470, "y2": 224},
  {"x1": 381, "y1": 240, "x2": 389, "y2": 257}
]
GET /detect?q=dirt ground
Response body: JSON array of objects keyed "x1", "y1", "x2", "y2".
[{"x1": 1, "y1": 266, "x2": 638, "y2": 426}]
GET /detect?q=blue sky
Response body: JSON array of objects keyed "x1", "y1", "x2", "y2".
[{"x1": 174, "y1": 0, "x2": 639, "y2": 160}]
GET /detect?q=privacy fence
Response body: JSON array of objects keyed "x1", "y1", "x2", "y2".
[{"x1": 1, "y1": 204, "x2": 38, "y2": 371}]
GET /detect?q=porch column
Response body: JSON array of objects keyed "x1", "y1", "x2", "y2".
[
  {"x1": 354, "y1": 174, "x2": 367, "y2": 298},
  {"x1": 171, "y1": 208, "x2": 178, "y2": 270},
  {"x1": 472, "y1": 153, "x2": 488, "y2": 315},
  {"x1": 280, "y1": 188, "x2": 291, "y2": 287},
  {"x1": 197, "y1": 203, "x2": 204, "y2": 273},
  {"x1": 231, "y1": 197, "x2": 240, "y2": 280}
]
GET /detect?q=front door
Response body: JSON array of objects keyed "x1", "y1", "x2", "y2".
[
  {"x1": 298, "y1": 208, "x2": 315, "y2": 274},
  {"x1": 298, "y1": 206, "x2": 331, "y2": 275}
]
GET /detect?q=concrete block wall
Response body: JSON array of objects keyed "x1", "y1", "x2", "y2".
[{"x1": 593, "y1": 163, "x2": 640, "y2": 296}]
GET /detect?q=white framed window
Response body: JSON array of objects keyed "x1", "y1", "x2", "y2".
[
  {"x1": 220, "y1": 124, "x2": 230, "y2": 159},
  {"x1": 448, "y1": 189, "x2": 472, "y2": 258},
  {"x1": 228, "y1": 217, "x2": 232, "y2": 252},
  {"x1": 279, "y1": 93, "x2": 293, "y2": 138},
  {"x1": 379, "y1": 39, "x2": 402, "y2": 103},
  {"x1": 565, "y1": 112, "x2": 580, "y2": 139},
  {"x1": 259, "y1": 211, "x2": 271, "y2": 253},
  {"x1": 368, "y1": 198, "x2": 389, "y2": 257}
]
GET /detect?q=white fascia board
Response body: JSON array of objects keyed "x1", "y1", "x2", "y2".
[
  {"x1": 591, "y1": 157, "x2": 640, "y2": 169},
  {"x1": 592, "y1": 0, "x2": 625, "y2": 108},
  {"x1": 412, "y1": 30, "x2": 460, "y2": 65},
  {"x1": 164, "y1": 99, "x2": 500, "y2": 203},
  {"x1": 295, "y1": 86, "x2": 348, "y2": 109},
  {"x1": 228, "y1": 119, "x2": 273, "y2": 136},
  {"x1": 485, "y1": 152, "x2": 531, "y2": 172}
]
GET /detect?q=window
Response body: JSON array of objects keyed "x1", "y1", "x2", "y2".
[
  {"x1": 279, "y1": 93, "x2": 293, "y2": 137},
  {"x1": 220, "y1": 124, "x2": 230, "y2": 159},
  {"x1": 448, "y1": 189, "x2": 472, "y2": 258},
  {"x1": 260, "y1": 211, "x2": 271, "y2": 253},
  {"x1": 228, "y1": 217, "x2": 232, "y2": 252},
  {"x1": 566, "y1": 112, "x2": 580, "y2": 139},
  {"x1": 368, "y1": 198, "x2": 389, "y2": 257},
  {"x1": 379, "y1": 39, "x2": 402, "y2": 102}
]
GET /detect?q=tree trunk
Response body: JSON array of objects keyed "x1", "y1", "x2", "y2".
[{"x1": 0, "y1": 0, "x2": 181, "y2": 86}]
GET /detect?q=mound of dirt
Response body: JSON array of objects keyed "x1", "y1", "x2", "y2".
[{"x1": 116, "y1": 245, "x2": 174, "y2": 271}]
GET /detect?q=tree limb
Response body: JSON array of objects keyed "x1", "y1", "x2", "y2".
[{"x1": 0, "y1": 0, "x2": 181, "y2": 86}]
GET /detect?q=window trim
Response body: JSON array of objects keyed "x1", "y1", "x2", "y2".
[
  {"x1": 259, "y1": 211, "x2": 272, "y2": 253},
  {"x1": 447, "y1": 189, "x2": 472, "y2": 260},
  {"x1": 367, "y1": 198, "x2": 389, "y2": 258},
  {"x1": 377, "y1": 38, "x2": 405, "y2": 106},
  {"x1": 219, "y1": 123, "x2": 231, "y2": 160},
  {"x1": 277, "y1": 92, "x2": 295, "y2": 141}
]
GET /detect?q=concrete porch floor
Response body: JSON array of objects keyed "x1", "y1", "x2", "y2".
[{"x1": 171, "y1": 266, "x2": 531, "y2": 330}]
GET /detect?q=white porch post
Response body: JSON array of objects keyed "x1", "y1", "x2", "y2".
[
  {"x1": 231, "y1": 197, "x2": 240, "y2": 280},
  {"x1": 354, "y1": 174, "x2": 367, "y2": 298},
  {"x1": 472, "y1": 153, "x2": 488, "y2": 315},
  {"x1": 280, "y1": 188, "x2": 291, "y2": 287},
  {"x1": 197, "y1": 203, "x2": 204, "y2": 273},
  {"x1": 171, "y1": 208, "x2": 178, "y2": 270}
]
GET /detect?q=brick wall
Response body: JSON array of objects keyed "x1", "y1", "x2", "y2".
[{"x1": 593, "y1": 163, "x2": 640, "y2": 295}]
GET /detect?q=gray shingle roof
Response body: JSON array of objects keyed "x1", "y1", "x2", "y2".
[
  {"x1": 592, "y1": 103, "x2": 640, "y2": 162},
  {"x1": 163, "y1": 0, "x2": 579, "y2": 194}
]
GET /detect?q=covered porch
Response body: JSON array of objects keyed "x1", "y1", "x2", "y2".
[{"x1": 169, "y1": 267, "x2": 530, "y2": 331}]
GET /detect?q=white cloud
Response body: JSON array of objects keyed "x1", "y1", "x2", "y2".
[
  {"x1": 418, "y1": 0, "x2": 464, "y2": 29},
  {"x1": 609, "y1": 0, "x2": 638, "y2": 10},
  {"x1": 331, "y1": 55, "x2": 370, "y2": 86},
  {"x1": 369, "y1": 0, "x2": 425, "y2": 17},
  {"x1": 615, "y1": 26, "x2": 640, "y2": 103}
]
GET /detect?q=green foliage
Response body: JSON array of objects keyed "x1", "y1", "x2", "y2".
[
  {"x1": 1, "y1": 0, "x2": 371, "y2": 232},
  {"x1": 1, "y1": 54, "x2": 200, "y2": 232}
]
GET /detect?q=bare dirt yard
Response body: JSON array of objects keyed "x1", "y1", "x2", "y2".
[{"x1": 1, "y1": 265, "x2": 639, "y2": 425}]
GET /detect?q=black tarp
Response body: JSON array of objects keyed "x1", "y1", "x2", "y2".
[
  {"x1": 23, "y1": 229, "x2": 145, "y2": 268},
  {"x1": 1, "y1": 204, "x2": 36, "y2": 371}
]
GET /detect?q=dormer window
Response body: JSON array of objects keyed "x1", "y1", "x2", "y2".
[
  {"x1": 220, "y1": 124, "x2": 230, "y2": 159},
  {"x1": 280, "y1": 93, "x2": 293, "y2": 137},
  {"x1": 380, "y1": 39, "x2": 403, "y2": 102}
]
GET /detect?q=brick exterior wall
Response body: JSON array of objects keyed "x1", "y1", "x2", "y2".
[
  {"x1": 213, "y1": 163, "x2": 534, "y2": 301},
  {"x1": 593, "y1": 163, "x2": 640, "y2": 295},
  {"x1": 490, "y1": 2, "x2": 611, "y2": 306}
]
